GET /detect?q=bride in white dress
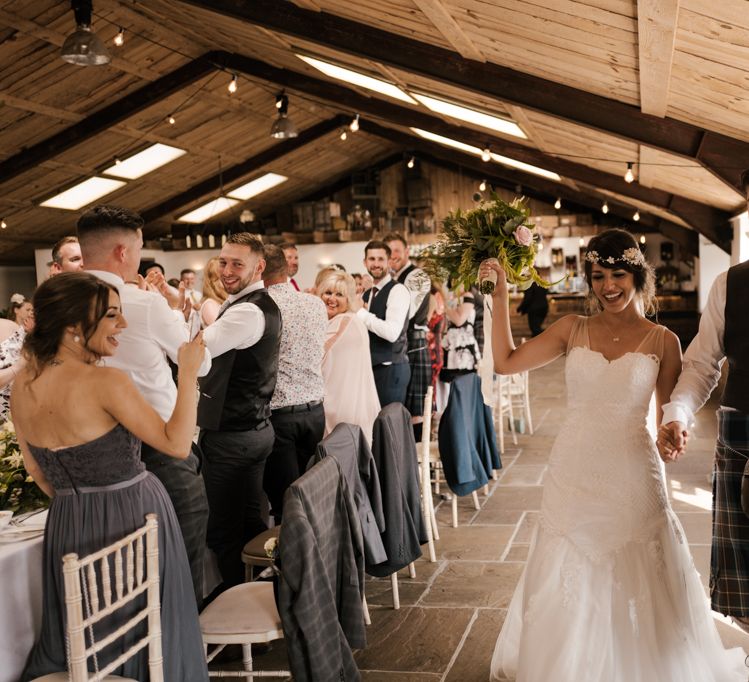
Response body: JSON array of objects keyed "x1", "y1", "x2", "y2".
[{"x1": 479, "y1": 229, "x2": 746, "y2": 681}]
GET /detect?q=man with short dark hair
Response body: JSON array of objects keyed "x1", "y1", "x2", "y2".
[
  {"x1": 49, "y1": 235, "x2": 83, "y2": 275},
  {"x1": 359, "y1": 240, "x2": 411, "y2": 406},
  {"x1": 384, "y1": 232, "x2": 432, "y2": 425},
  {"x1": 181, "y1": 268, "x2": 201, "y2": 305},
  {"x1": 198, "y1": 233, "x2": 282, "y2": 588},
  {"x1": 262, "y1": 244, "x2": 327, "y2": 522},
  {"x1": 280, "y1": 242, "x2": 300, "y2": 290},
  {"x1": 79, "y1": 204, "x2": 212, "y2": 606}
]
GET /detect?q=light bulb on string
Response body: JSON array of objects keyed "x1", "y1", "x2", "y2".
[
  {"x1": 113, "y1": 27, "x2": 124, "y2": 47},
  {"x1": 633, "y1": 210, "x2": 640, "y2": 221},
  {"x1": 407, "y1": 156, "x2": 415, "y2": 169},
  {"x1": 479, "y1": 180, "x2": 487, "y2": 192},
  {"x1": 602, "y1": 201, "x2": 609, "y2": 214},
  {"x1": 640, "y1": 234, "x2": 646, "y2": 244},
  {"x1": 0, "y1": 218, "x2": 6, "y2": 229},
  {"x1": 167, "y1": 115, "x2": 176, "y2": 125},
  {"x1": 228, "y1": 74, "x2": 237, "y2": 94},
  {"x1": 114, "y1": 156, "x2": 122, "y2": 165},
  {"x1": 481, "y1": 147, "x2": 491, "y2": 162},
  {"x1": 349, "y1": 114, "x2": 360, "y2": 132},
  {"x1": 340, "y1": 129, "x2": 348, "y2": 141},
  {"x1": 554, "y1": 197, "x2": 562, "y2": 210},
  {"x1": 624, "y1": 162, "x2": 635, "y2": 183}
]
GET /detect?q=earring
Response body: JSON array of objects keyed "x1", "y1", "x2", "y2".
[{"x1": 73, "y1": 335, "x2": 80, "y2": 343}]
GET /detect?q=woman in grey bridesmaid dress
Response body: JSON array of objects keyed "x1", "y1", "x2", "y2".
[{"x1": 10, "y1": 272, "x2": 209, "y2": 681}]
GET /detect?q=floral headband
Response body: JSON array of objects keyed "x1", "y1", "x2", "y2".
[
  {"x1": 585, "y1": 247, "x2": 645, "y2": 268},
  {"x1": 10, "y1": 293, "x2": 25, "y2": 305}
]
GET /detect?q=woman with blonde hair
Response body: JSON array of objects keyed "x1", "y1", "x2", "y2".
[
  {"x1": 317, "y1": 270, "x2": 380, "y2": 441},
  {"x1": 200, "y1": 256, "x2": 227, "y2": 326}
]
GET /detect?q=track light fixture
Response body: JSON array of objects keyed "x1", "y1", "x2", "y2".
[
  {"x1": 60, "y1": 0, "x2": 111, "y2": 66},
  {"x1": 270, "y1": 91, "x2": 298, "y2": 139}
]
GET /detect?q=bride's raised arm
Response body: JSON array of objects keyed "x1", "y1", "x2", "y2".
[{"x1": 479, "y1": 259, "x2": 576, "y2": 376}]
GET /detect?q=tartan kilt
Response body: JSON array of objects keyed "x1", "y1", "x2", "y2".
[
  {"x1": 710, "y1": 408, "x2": 749, "y2": 616},
  {"x1": 405, "y1": 331, "x2": 431, "y2": 417}
]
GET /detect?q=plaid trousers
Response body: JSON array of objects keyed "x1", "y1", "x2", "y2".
[{"x1": 711, "y1": 408, "x2": 749, "y2": 616}]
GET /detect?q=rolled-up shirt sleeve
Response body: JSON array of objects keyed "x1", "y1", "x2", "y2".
[
  {"x1": 356, "y1": 283, "x2": 410, "y2": 343},
  {"x1": 147, "y1": 295, "x2": 211, "y2": 376},
  {"x1": 202, "y1": 302, "x2": 265, "y2": 358},
  {"x1": 662, "y1": 272, "x2": 726, "y2": 426}
]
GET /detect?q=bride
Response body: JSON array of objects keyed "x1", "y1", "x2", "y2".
[{"x1": 480, "y1": 229, "x2": 746, "y2": 681}]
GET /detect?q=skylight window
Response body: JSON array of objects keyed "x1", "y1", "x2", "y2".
[
  {"x1": 177, "y1": 197, "x2": 240, "y2": 223},
  {"x1": 40, "y1": 177, "x2": 127, "y2": 210},
  {"x1": 411, "y1": 94, "x2": 526, "y2": 139},
  {"x1": 228, "y1": 173, "x2": 288, "y2": 200},
  {"x1": 297, "y1": 55, "x2": 416, "y2": 104},
  {"x1": 103, "y1": 143, "x2": 186, "y2": 180},
  {"x1": 490, "y1": 153, "x2": 561, "y2": 181},
  {"x1": 410, "y1": 128, "x2": 484, "y2": 155}
]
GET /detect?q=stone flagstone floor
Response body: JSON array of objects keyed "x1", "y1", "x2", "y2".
[{"x1": 245, "y1": 357, "x2": 749, "y2": 680}]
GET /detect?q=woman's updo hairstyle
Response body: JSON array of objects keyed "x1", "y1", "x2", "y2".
[
  {"x1": 23, "y1": 272, "x2": 119, "y2": 376},
  {"x1": 583, "y1": 228, "x2": 657, "y2": 316}
]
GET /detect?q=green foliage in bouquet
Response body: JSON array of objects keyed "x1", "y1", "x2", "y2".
[
  {"x1": 422, "y1": 193, "x2": 557, "y2": 294},
  {"x1": 0, "y1": 420, "x2": 49, "y2": 513}
]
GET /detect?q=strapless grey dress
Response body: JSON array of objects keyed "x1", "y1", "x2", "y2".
[{"x1": 22, "y1": 424, "x2": 208, "y2": 681}]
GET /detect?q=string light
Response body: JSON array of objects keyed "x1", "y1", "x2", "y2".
[
  {"x1": 114, "y1": 155, "x2": 122, "y2": 165},
  {"x1": 479, "y1": 180, "x2": 487, "y2": 192},
  {"x1": 407, "y1": 156, "x2": 415, "y2": 169},
  {"x1": 340, "y1": 129, "x2": 348, "y2": 141},
  {"x1": 0, "y1": 218, "x2": 6, "y2": 229},
  {"x1": 633, "y1": 210, "x2": 640, "y2": 221},
  {"x1": 640, "y1": 234, "x2": 646, "y2": 244},
  {"x1": 554, "y1": 197, "x2": 562, "y2": 210},
  {"x1": 602, "y1": 201, "x2": 609, "y2": 214},
  {"x1": 113, "y1": 27, "x2": 124, "y2": 47},
  {"x1": 167, "y1": 115, "x2": 176, "y2": 125},
  {"x1": 349, "y1": 114, "x2": 360, "y2": 132},
  {"x1": 481, "y1": 147, "x2": 491, "y2": 162},
  {"x1": 625, "y1": 162, "x2": 635, "y2": 183},
  {"x1": 228, "y1": 74, "x2": 237, "y2": 94}
]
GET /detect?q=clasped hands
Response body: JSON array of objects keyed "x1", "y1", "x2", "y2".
[{"x1": 656, "y1": 421, "x2": 689, "y2": 463}]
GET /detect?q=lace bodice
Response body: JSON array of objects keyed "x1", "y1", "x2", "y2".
[{"x1": 27, "y1": 424, "x2": 144, "y2": 491}]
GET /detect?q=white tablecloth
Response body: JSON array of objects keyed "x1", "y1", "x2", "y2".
[{"x1": 0, "y1": 510, "x2": 47, "y2": 682}]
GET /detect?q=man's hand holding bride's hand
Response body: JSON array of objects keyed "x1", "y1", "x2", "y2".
[{"x1": 656, "y1": 421, "x2": 688, "y2": 463}]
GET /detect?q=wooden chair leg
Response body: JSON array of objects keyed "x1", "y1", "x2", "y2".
[
  {"x1": 241, "y1": 643, "x2": 253, "y2": 672},
  {"x1": 408, "y1": 562, "x2": 416, "y2": 579},
  {"x1": 430, "y1": 501, "x2": 440, "y2": 541},
  {"x1": 483, "y1": 484, "x2": 489, "y2": 496},
  {"x1": 391, "y1": 573, "x2": 400, "y2": 610},
  {"x1": 471, "y1": 490, "x2": 481, "y2": 510},
  {"x1": 451, "y1": 494, "x2": 458, "y2": 528}
]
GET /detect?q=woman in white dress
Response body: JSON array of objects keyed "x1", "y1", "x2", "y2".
[
  {"x1": 480, "y1": 228, "x2": 746, "y2": 681},
  {"x1": 317, "y1": 271, "x2": 380, "y2": 442}
]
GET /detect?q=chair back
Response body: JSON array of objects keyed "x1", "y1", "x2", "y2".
[{"x1": 62, "y1": 513, "x2": 163, "y2": 682}]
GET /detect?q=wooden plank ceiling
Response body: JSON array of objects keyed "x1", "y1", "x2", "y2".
[{"x1": 0, "y1": 0, "x2": 747, "y2": 263}]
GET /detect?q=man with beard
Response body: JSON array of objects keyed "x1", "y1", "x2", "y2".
[
  {"x1": 199, "y1": 233, "x2": 282, "y2": 589},
  {"x1": 358, "y1": 240, "x2": 411, "y2": 406},
  {"x1": 281, "y1": 242, "x2": 300, "y2": 291}
]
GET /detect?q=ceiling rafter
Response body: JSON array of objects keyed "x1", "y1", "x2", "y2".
[
  {"x1": 637, "y1": 0, "x2": 680, "y2": 118},
  {"x1": 175, "y1": 0, "x2": 748, "y2": 192}
]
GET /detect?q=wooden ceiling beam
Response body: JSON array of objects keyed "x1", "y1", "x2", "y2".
[
  {"x1": 217, "y1": 52, "x2": 730, "y2": 250},
  {"x1": 357, "y1": 120, "x2": 699, "y2": 257},
  {"x1": 140, "y1": 115, "x2": 347, "y2": 223},
  {"x1": 178, "y1": 0, "x2": 749, "y2": 193},
  {"x1": 0, "y1": 55, "x2": 217, "y2": 183},
  {"x1": 411, "y1": 0, "x2": 485, "y2": 62},
  {"x1": 637, "y1": 0, "x2": 680, "y2": 118}
]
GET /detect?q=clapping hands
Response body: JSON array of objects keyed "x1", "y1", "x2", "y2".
[{"x1": 656, "y1": 421, "x2": 689, "y2": 463}]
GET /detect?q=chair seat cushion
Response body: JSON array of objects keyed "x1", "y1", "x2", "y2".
[
  {"x1": 241, "y1": 526, "x2": 281, "y2": 565},
  {"x1": 200, "y1": 581, "x2": 282, "y2": 637},
  {"x1": 32, "y1": 675, "x2": 136, "y2": 681}
]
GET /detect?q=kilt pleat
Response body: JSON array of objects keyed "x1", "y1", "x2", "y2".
[{"x1": 405, "y1": 331, "x2": 430, "y2": 417}]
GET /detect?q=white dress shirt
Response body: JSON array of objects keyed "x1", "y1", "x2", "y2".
[
  {"x1": 662, "y1": 271, "x2": 727, "y2": 427},
  {"x1": 356, "y1": 274, "x2": 411, "y2": 344},
  {"x1": 88, "y1": 270, "x2": 212, "y2": 421},
  {"x1": 202, "y1": 280, "x2": 266, "y2": 359},
  {"x1": 394, "y1": 262, "x2": 431, "y2": 326}
]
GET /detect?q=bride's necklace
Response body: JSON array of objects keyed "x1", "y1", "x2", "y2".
[{"x1": 598, "y1": 315, "x2": 635, "y2": 343}]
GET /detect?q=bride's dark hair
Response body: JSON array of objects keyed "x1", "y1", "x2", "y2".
[
  {"x1": 23, "y1": 272, "x2": 119, "y2": 377},
  {"x1": 583, "y1": 228, "x2": 657, "y2": 316}
]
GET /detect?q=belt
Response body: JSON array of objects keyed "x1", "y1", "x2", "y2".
[{"x1": 271, "y1": 399, "x2": 323, "y2": 415}]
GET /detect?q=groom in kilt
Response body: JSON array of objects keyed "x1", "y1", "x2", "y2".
[{"x1": 658, "y1": 169, "x2": 749, "y2": 628}]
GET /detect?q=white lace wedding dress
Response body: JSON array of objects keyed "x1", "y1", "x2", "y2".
[{"x1": 490, "y1": 318, "x2": 747, "y2": 682}]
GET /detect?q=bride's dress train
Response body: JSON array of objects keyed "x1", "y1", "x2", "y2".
[{"x1": 490, "y1": 320, "x2": 747, "y2": 681}]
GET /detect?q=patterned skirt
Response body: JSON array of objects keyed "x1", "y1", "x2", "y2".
[
  {"x1": 710, "y1": 408, "x2": 749, "y2": 616},
  {"x1": 405, "y1": 331, "x2": 431, "y2": 417}
]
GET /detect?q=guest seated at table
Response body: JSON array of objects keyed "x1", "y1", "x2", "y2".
[
  {"x1": 318, "y1": 271, "x2": 380, "y2": 442},
  {"x1": 11, "y1": 272, "x2": 208, "y2": 681},
  {"x1": 200, "y1": 256, "x2": 227, "y2": 327}
]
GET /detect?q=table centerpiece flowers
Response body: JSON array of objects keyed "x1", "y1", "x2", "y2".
[{"x1": 0, "y1": 420, "x2": 48, "y2": 513}]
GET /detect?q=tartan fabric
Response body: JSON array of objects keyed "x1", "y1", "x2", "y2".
[
  {"x1": 710, "y1": 408, "x2": 749, "y2": 616},
  {"x1": 405, "y1": 330, "x2": 430, "y2": 417}
]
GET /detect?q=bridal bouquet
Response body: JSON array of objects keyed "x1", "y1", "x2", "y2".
[
  {"x1": 422, "y1": 194, "x2": 553, "y2": 294},
  {"x1": 0, "y1": 420, "x2": 48, "y2": 513}
]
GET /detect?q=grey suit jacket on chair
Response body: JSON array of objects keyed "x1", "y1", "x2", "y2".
[
  {"x1": 278, "y1": 456, "x2": 366, "y2": 682},
  {"x1": 313, "y1": 422, "x2": 388, "y2": 565}
]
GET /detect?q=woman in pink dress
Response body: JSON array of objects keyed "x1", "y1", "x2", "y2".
[{"x1": 317, "y1": 271, "x2": 381, "y2": 442}]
